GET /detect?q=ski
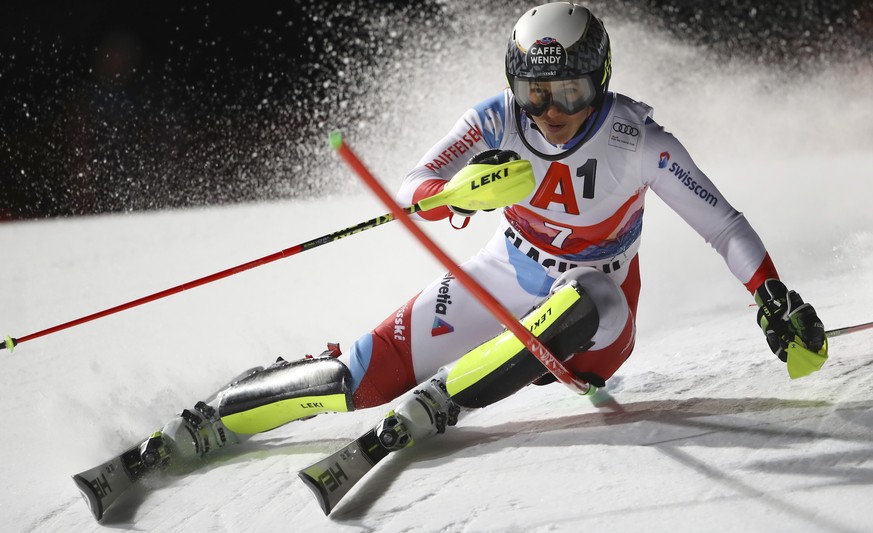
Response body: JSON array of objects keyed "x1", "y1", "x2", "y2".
[
  {"x1": 72, "y1": 433, "x2": 166, "y2": 521},
  {"x1": 299, "y1": 375, "x2": 459, "y2": 515},
  {"x1": 298, "y1": 427, "x2": 392, "y2": 515},
  {"x1": 72, "y1": 365, "x2": 265, "y2": 521}
]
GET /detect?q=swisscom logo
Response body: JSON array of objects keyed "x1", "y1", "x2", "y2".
[{"x1": 658, "y1": 151, "x2": 670, "y2": 168}]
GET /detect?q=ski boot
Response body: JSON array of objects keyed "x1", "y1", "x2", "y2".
[
  {"x1": 375, "y1": 369, "x2": 461, "y2": 451},
  {"x1": 151, "y1": 399, "x2": 248, "y2": 469},
  {"x1": 137, "y1": 365, "x2": 265, "y2": 471},
  {"x1": 137, "y1": 349, "x2": 354, "y2": 470},
  {"x1": 75, "y1": 347, "x2": 353, "y2": 521},
  {"x1": 298, "y1": 369, "x2": 460, "y2": 515}
]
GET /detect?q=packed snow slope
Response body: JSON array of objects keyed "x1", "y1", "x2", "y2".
[{"x1": 3, "y1": 16, "x2": 873, "y2": 533}]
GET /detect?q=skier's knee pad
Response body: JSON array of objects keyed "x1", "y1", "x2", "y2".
[
  {"x1": 445, "y1": 279, "x2": 599, "y2": 408},
  {"x1": 550, "y1": 267, "x2": 629, "y2": 349},
  {"x1": 217, "y1": 357, "x2": 354, "y2": 434}
]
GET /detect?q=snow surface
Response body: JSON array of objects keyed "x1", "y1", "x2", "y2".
[{"x1": 3, "y1": 16, "x2": 873, "y2": 533}]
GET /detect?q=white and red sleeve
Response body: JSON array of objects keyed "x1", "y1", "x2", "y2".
[
  {"x1": 642, "y1": 120, "x2": 778, "y2": 294},
  {"x1": 396, "y1": 93, "x2": 507, "y2": 221}
]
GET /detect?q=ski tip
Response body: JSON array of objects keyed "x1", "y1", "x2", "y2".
[
  {"x1": 72, "y1": 474, "x2": 105, "y2": 521},
  {"x1": 329, "y1": 131, "x2": 343, "y2": 151},
  {"x1": 298, "y1": 471, "x2": 333, "y2": 515}
]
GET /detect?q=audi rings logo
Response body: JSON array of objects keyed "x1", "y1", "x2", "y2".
[{"x1": 612, "y1": 122, "x2": 639, "y2": 136}]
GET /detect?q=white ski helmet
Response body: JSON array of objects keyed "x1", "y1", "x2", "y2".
[{"x1": 506, "y1": 2, "x2": 611, "y2": 117}]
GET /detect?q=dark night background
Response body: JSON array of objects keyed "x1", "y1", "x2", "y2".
[{"x1": 2, "y1": 0, "x2": 871, "y2": 220}]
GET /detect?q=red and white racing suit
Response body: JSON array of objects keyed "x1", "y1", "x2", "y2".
[{"x1": 341, "y1": 90, "x2": 778, "y2": 408}]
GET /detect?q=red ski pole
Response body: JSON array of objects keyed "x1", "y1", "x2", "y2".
[
  {"x1": 2, "y1": 154, "x2": 533, "y2": 353},
  {"x1": 331, "y1": 131, "x2": 593, "y2": 396},
  {"x1": 1, "y1": 210, "x2": 413, "y2": 353}
]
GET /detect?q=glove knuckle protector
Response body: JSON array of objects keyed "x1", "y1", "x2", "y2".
[
  {"x1": 754, "y1": 279, "x2": 825, "y2": 360},
  {"x1": 449, "y1": 149, "x2": 522, "y2": 216},
  {"x1": 469, "y1": 148, "x2": 521, "y2": 166}
]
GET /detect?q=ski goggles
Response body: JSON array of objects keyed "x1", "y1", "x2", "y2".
[{"x1": 511, "y1": 76, "x2": 598, "y2": 117}]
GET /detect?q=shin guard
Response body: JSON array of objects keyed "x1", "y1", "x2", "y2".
[
  {"x1": 446, "y1": 280, "x2": 598, "y2": 408},
  {"x1": 218, "y1": 357, "x2": 354, "y2": 434}
]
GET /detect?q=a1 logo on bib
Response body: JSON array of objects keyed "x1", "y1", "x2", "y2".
[{"x1": 527, "y1": 37, "x2": 566, "y2": 69}]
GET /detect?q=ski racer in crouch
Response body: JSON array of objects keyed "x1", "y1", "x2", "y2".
[{"x1": 75, "y1": 1, "x2": 828, "y2": 519}]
